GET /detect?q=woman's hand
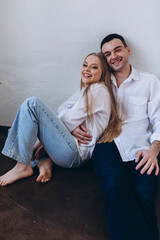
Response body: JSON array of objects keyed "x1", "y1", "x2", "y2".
[{"x1": 31, "y1": 140, "x2": 48, "y2": 160}]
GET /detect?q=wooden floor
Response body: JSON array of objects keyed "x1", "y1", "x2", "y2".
[
  {"x1": 1, "y1": 129, "x2": 160, "y2": 240},
  {"x1": 0, "y1": 130, "x2": 108, "y2": 240}
]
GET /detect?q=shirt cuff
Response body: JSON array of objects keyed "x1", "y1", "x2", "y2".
[{"x1": 150, "y1": 132, "x2": 160, "y2": 144}]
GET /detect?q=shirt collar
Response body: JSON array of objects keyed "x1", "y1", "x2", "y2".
[{"x1": 111, "y1": 66, "x2": 140, "y2": 86}]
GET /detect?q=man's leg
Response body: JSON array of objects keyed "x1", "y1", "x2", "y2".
[
  {"x1": 130, "y1": 160, "x2": 159, "y2": 240},
  {"x1": 92, "y1": 141, "x2": 149, "y2": 240}
]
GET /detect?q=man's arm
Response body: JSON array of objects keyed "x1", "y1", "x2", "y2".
[
  {"x1": 135, "y1": 140, "x2": 160, "y2": 175},
  {"x1": 135, "y1": 75, "x2": 160, "y2": 176},
  {"x1": 72, "y1": 124, "x2": 92, "y2": 146}
]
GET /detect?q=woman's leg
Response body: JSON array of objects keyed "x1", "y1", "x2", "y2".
[
  {"x1": 0, "y1": 97, "x2": 81, "y2": 185},
  {"x1": 0, "y1": 163, "x2": 33, "y2": 186},
  {"x1": 36, "y1": 157, "x2": 53, "y2": 183}
]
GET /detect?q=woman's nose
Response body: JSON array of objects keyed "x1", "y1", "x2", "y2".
[{"x1": 86, "y1": 66, "x2": 91, "y2": 71}]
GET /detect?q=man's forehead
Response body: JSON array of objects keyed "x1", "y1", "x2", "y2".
[{"x1": 102, "y1": 38, "x2": 124, "y2": 52}]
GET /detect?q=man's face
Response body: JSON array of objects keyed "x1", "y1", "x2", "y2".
[{"x1": 101, "y1": 38, "x2": 130, "y2": 73}]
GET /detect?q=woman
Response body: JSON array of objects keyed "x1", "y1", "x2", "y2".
[{"x1": 0, "y1": 52, "x2": 121, "y2": 186}]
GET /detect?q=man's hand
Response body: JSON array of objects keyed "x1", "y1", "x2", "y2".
[
  {"x1": 135, "y1": 141, "x2": 160, "y2": 176},
  {"x1": 72, "y1": 124, "x2": 92, "y2": 146}
]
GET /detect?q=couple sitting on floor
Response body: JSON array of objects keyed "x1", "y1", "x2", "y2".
[{"x1": 1, "y1": 33, "x2": 160, "y2": 240}]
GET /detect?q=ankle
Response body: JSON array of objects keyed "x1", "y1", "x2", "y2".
[{"x1": 16, "y1": 162, "x2": 31, "y2": 170}]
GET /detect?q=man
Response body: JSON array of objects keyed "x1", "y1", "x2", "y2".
[{"x1": 72, "y1": 34, "x2": 160, "y2": 240}]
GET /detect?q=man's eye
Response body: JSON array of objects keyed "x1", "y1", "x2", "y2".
[
  {"x1": 105, "y1": 54, "x2": 110, "y2": 57},
  {"x1": 83, "y1": 64, "x2": 87, "y2": 67}
]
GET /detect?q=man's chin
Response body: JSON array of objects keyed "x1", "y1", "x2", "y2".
[{"x1": 111, "y1": 65, "x2": 122, "y2": 72}]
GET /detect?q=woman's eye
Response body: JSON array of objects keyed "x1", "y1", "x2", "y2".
[
  {"x1": 92, "y1": 66, "x2": 98, "y2": 69},
  {"x1": 83, "y1": 64, "x2": 87, "y2": 67}
]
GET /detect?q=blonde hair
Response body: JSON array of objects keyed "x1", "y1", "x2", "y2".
[{"x1": 81, "y1": 52, "x2": 122, "y2": 143}]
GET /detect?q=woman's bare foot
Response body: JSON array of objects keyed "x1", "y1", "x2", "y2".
[
  {"x1": 36, "y1": 158, "x2": 53, "y2": 183},
  {"x1": 0, "y1": 162, "x2": 33, "y2": 186}
]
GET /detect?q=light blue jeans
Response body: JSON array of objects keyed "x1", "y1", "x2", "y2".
[{"x1": 2, "y1": 97, "x2": 82, "y2": 168}]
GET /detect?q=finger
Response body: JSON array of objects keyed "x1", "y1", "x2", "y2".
[
  {"x1": 35, "y1": 150, "x2": 39, "y2": 160},
  {"x1": 33, "y1": 140, "x2": 41, "y2": 151},
  {"x1": 135, "y1": 157, "x2": 147, "y2": 170},
  {"x1": 80, "y1": 124, "x2": 88, "y2": 132},
  {"x1": 35, "y1": 146, "x2": 43, "y2": 159},
  {"x1": 140, "y1": 160, "x2": 151, "y2": 174},
  {"x1": 77, "y1": 137, "x2": 89, "y2": 145},
  {"x1": 78, "y1": 136, "x2": 92, "y2": 142},
  {"x1": 155, "y1": 164, "x2": 159, "y2": 176},
  {"x1": 76, "y1": 132, "x2": 92, "y2": 141},
  {"x1": 78, "y1": 129, "x2": 92, "y2": 138},
  {"x1": 147, "y1": 163, "x2": 155, "y2": 175},
  {"x1": 135, "y1": 151, "x2": 143, "y2": 163}
]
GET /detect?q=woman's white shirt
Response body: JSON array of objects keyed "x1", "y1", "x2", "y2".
[{"x1": 57, "y1": 83, "x2": 111, "y2": 160}]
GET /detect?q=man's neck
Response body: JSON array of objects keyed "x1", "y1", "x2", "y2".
[{"x1": 113, "y1": 64, "x2": 131, "y2": 88}]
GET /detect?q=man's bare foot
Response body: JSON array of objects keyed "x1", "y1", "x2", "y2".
[
  {"x1": 36, "y1": 158, "x2": 53, "y2": 183},
  {"x1": 0, "y1": 162, "x2": 33, "y2": 186}
]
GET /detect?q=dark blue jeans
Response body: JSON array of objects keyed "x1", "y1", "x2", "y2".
[{"x1": 92, "y1": 141, "x2": 159, "y2": 240}]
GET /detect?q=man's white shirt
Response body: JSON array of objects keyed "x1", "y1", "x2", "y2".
[{"x1": 112, "y1": 66, "x2": 160, "y2": 161}]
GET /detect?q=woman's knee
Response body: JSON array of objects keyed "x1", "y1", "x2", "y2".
[
  {"x1": 21, "y1": 97, "x2": 45, "y2": 115},
  {"x1": 24, "y1": 97, "x2": 41, "y2": 107}
]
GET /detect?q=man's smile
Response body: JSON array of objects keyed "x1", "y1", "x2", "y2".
[{"x1": 111, "y1": 57, "x2": 122, "y2": 66}]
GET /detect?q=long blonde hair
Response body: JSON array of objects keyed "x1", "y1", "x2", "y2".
[{"x1": 80, "y1": 52, "x2": 122, "y2": 143}]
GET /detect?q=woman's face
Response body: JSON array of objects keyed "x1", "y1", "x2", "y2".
[{"x1": 81, "y1": 55, "x2": 102, "y2": 87}]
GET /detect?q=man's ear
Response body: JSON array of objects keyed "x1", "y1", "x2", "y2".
[{"x1": 126, "y1": 46, "x2": 131, "y2": 55}]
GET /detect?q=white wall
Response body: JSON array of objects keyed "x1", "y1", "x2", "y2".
[{"x1": 0, "y1": 0, "x2": 160, "y2": 126}]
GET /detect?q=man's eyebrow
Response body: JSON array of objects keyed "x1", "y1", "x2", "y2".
[
  {"x1": 114, "y1": 46, "x2": 122, "y2": 50},
  {"x1": 103, "y1": 46, "x2": 122, "y2": 55}
]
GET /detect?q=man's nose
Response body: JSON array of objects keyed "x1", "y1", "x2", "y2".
[{"x1": 111, "y1": 52, "x2": 117, "y2": 59}]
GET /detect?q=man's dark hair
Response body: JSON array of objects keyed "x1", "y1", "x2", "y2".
[{"x1": 100, "y1": 33, "x2": 127, "y2": 49}]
